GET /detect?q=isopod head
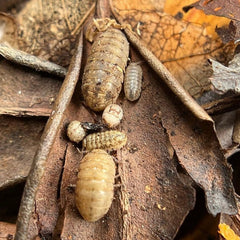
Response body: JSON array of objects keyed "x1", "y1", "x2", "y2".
[
  {"x1": 75, "y1": 149, "x2": 115, "y2": 222},
  {"x1": 67, "y1": 121, "x2": 86, "y2": 143},
  {"x1": 102, "y1": 104, "x2": 123, "y2": 128}
]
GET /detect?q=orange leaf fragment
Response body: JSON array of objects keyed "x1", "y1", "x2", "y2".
[
  {"x1": 218, "y1": 223, "x2": 240, "y2": 240},
  {"x1": 164, "y1": 0, "x2": 230, "y2": 38},
  {"x1": 214, "y1": 7, "x2": 222, "y2": 11}
]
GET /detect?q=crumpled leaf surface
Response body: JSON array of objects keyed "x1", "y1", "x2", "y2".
[
  {"x1": 0, "y1": 60, "x2": 62, "y2": 116},
  {"x1": 112, "y1": 0, "x2": 235, "y2": 98},
  {"x1": 210, "y1": 53, "x2": 240, "y2": 94},
  {"x1": 0, "y1": 116, "x2": 45, "y2": 190},
  {"x1": 192, "y1": 0, "x2": 240, "y2": 42},
  {"x1": 16, "y1": 0, "x2": 95, "y2": 66}
]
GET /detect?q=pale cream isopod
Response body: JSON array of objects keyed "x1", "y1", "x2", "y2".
[
  {"x1": 75, "y1": 149, "x2": 116, "y2": 222},
  {"x1": 124, "y1": 62, "x2": 142, "y2": 101},
  {"x1": 102, "y1": 104, "x2": 123, "y2": 128},
  {"x1": 67, "y1": 120, "x2": 86, "y2": 143}
]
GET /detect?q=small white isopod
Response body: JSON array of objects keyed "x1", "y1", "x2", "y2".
[{"x1": 124, "y1": 62, "x2": 142, "y2": 101}]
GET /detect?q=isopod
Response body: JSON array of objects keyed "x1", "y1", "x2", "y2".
[
  {"x1": 82, "y1": 27, "x2": 129, "y2": 111},
  {"x1": 82, "y1": 130, "x2": 127, "y2": 151},
  {"x1": 67, "y1": 120, "x2": 86, "y2": 143},
  {"x1": 102, "y1": 104, "x2": 123, "y2": 128},
  {"x1": 124, "y1": 62, "x2": 142, "y2": 101},
  {"x1": 75, "y1": 149, "x2": 116, "y2": 222}
]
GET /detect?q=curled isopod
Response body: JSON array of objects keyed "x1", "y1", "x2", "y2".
[
  {"x1": 75, "y1": 149, "x2": 115, "y2": 222},
  {"x1": 82, "y1": 130, "x2": 127, "y2": 151},
  {"x1": 102, "y1": 104, "x2": 123, "y2": 128},
  {"x1": 124, "y1": 62, "x2": 143, "y2": 101},
  {"x1": 82, "y1": 27, "x2": 129, "y2": 111},
  {"x1": 67, "y1": 121, "x2": 86, "y2": 143}
]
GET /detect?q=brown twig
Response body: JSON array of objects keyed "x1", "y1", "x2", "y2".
[
  {"x1": 0, "y1": 43, "x2": 67, "y2": 78},
  {"x1": 14, "y1": 31, "x2": 83, "y2": 240},
  {"x1": 61, "y1": 0, "x2": 72, "y2": 32},
  {"x1": 71, "y1": 3, "x2": 96, "y2": 36},
  {"x1": 203, "y1": 94, "x2": 240, "y2": 115}
]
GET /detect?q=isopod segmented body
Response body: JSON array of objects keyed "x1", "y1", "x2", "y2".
[
  {"x1": 75, "y1": 149, "x2": 115, "y2": 222},
  {"x1": 82, "y1": 27, "x2": 129, "y2": 111},
  {"x1": 82, "y1": 130, "x2": 127, "y2": 151},
  {"x1": 124, "y1": 62, "x2": 142, "y2": 101}
]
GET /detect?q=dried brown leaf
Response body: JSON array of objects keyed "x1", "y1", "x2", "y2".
[
  {"x1": 161, "y1": 106, "x2": 237, "y2": 215},
  {"x1": 0, "y1": 60, "x2": 62, "y2": 117},
  {"x1": 111, "y1": 0, "x2": 235, "y2": 98},
  {"x1": 210, "y1": 53, "x2": 240, "y2": 94},
  {"x1": 0, "y1": 116, "x2": 45, "y2": 190}
]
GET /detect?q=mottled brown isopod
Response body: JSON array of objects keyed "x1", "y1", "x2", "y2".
[
  {"x1": 102, "y1": 104, "x2": 123, "y2": 128},
  {"x1": 75, "y1": 149, "x2": 115, "y2": 222},
  {"x1": 67, "y1": 120, "x2": 86, "y2": 143},
  {"x1": 124, "y1": 62, "x2": 143, "y2": 101},
  {"x1": 82, "y1": 130, "x2": 127, "y2": 151},
  {"x1": 82, "y1": 27, "x2": 129, "y2": 111}
]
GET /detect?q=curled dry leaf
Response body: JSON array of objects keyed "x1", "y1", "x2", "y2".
[
  {"x1": 210, "y1": 53, "x2": 240, "y2": 94},
  {"x1": 111, "y1": 0, "x2": 235, "y2": 98}
]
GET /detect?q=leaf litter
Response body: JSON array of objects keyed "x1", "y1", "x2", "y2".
[{"x1": 0, "y1": 0, "x2": 239, "y2": 239}]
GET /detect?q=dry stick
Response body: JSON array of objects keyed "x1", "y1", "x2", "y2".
[
  {"x1": 14, "y1": 31, "x2": 83, "y2": 240},
  {"x1": 0, "y1": 43, "x2": 67, "y2": 78},
  {"x1": 61, "y1": 0, "x2": 72, "y2": 32},
  {"x1": 71, "y1": 2, "x2": 96, "y2": 36},
  {"x1": 123, "y1": 27, "x2": 213, "y2": 122}
]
